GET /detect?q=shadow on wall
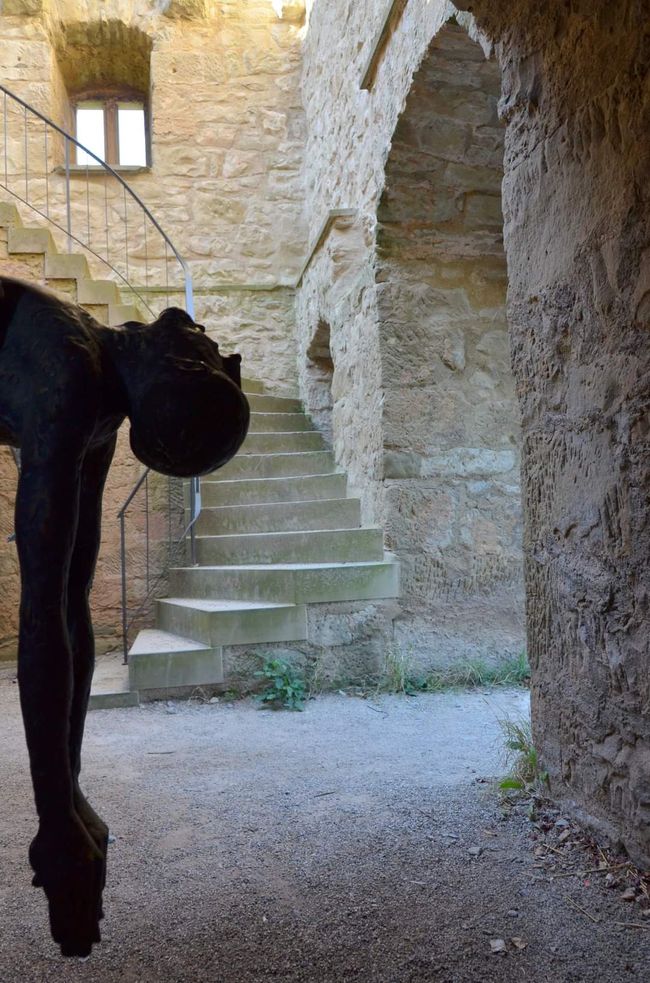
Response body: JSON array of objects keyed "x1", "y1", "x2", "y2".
[
  {"x1": 376, "y1": 21, "x2": 525, "y2": 669},
  {"x1": 305, "y1": 318, "x2": 334, "y2": 443}
]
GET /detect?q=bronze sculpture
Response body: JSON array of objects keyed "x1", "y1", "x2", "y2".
[{"x1": 0, "y1": 275, "x2": 250, "y2": 956}]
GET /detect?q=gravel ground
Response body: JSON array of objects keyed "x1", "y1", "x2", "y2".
[{"x1": 0, "y1": 675, "x2": 648, "y2": 982}]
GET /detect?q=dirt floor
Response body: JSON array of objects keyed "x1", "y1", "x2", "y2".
[{"x1": 0, "y1": 673, "x2": 648, "y2": 982}]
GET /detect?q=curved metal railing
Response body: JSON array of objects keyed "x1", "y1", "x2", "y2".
[
  {"x1": 0, "y1": 83, "x2": 200, "y2": 665},
  {"x1": 0, "y1": 83, "x2": 194, "y2": 318}
]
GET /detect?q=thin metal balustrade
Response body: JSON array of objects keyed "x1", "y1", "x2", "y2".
[{"x1": 0, "y1": 83, "x2": 202, "y2": 664}]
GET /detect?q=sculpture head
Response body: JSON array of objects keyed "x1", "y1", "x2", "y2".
[{"x1": 123, "y1": 308, "x2": 250, "y2": 477}]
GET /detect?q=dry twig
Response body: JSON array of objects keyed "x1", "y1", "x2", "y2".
[{"x1": 565, "y1": 896, "x2": 600, "y2": 924}]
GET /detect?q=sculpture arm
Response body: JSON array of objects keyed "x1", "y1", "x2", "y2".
[
  {"x1": 15, "y1": 420, "x2": 105, "y2": 956},
  {"x1": 15, "y1": 433, "x2": 86, "y2": 823}
]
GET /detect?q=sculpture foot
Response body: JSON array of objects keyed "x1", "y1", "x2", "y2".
[
  {"x1": 31, "y1": 793, "x2": 108, "y2": 918},
  {"x1": 74, "y1": 787, "x2": 109, "y2": 909},
  {"x1": 29, "y1": 816, "x2": 104, "y2": 957}
]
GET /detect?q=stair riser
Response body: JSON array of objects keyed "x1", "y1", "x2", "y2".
[
  {"x1": 241, "y1": 378, "x2": 265, "y2": 394},
  {"x1": 109, "y1": 303, "x2": 145, "y2": 326},
  {"x1": 241, "y1": 431, "x2": 325, "y2": 454},
  {"x1": 199, "y1": 473, "x2": 348, "y2": 506},
  {"x1": 45, "y1": 253, "x2": 90, "y2": 279},
  {"x1": 194, "y1": 499, "x2": 361, "y2": 535},
  {"x1": 157, "y1": 601, "x2": 307, "y2": 646},
  {"x1": 129, "y1": 648, "x2": 224, "y2": 691},
  {"x1": 196, "y1": 528, "x2": 385, "y2": 565},
  {"x1": 8, "y1": 226, "x2": 54, "y2": 255},
  {"x1": 169, "y1": 563, "x2": 400, "y2": 605},
  {"x1": 246, "y1": 394, "x2": 302, "y2": 412},
  {"x1": 215, "y1": 452, "x2": 335, "y2": 480},
  {"x1": 249, "y1": 413, "x2": 313, "y2": 433},
  {"x1": 77, "y1": 279, "x2": 120, "y2": 305}
]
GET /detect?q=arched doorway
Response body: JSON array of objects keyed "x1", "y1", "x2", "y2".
[{"x1": 376, "y1": 21, "x2": 524, "y2": 668}]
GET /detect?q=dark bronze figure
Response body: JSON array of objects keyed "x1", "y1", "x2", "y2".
[{"x1": 0, "y1": 276, "x2": 249, "y2": 957}]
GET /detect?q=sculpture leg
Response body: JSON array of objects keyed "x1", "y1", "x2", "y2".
[
  {"x1": 16, "y1": 432, "x2": 104, "y2": 957},
  {"x1": 66, "y1": 437, "x2": 116, "y2": 908}
]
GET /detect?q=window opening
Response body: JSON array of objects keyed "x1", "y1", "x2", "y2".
[{"x1": 74, "y1": 98, "x2": 148, "y2": 167}]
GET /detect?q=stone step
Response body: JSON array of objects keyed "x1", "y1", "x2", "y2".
[
  {"x1": 89, "y1": 658, "x2": 139, "y2": 710},
  {"x1": 45, "y1": 252, "x2": 90, "y2": 280},
  {"x1": 8, "y1": 225, "x2": 55, "y2": 255},
  {"x1": 199, "y1": 472, "x2": 348, "y2": 506},
  {"x1": 128, "y1": 628, "x2": 223, "y2": 691},
  {"x1": 249, "y1": 412, "x2": 313, "y2": 433},
  {"x1": 246, "y1": 393, "x2": 303, "y2": 413},
  {"x1": 241, "y1": 430, "x2": 325, "y2": 454},
  {"x1": 241, "y1": 377, "x2": 265, "y2": 394},
  {"x1": 0, "y1": 202, "x2": 23, "y2": 226},
  {"x1": 77, "y1": 278, "x2": 121, "y2": 305},
  {"x1": 196, "y1": 527, "x2": 385, "y2": 565},
  {"x1": 157, "y1": 598, "x2": 307, "y2": 647},
  {"x1": 169, "y1": 558, "x2": 400, "y2": 605},
  {"x1": 108, "y1": 302, "x2": 144, "y2": 326},
  {"x1": 215, "y1": 450, "x2": 336, "y2": 480},
  {"x1": 82, "y1": 303, "x2": 110, "y2": 323},
  {"x1": 194, "y1": 498, "x2": 362, "y2": 535}
]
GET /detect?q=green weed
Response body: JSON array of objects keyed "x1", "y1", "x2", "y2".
[
  {"x1": 254, "y1": 657, "x2": 306, "y2": 711},
  {"x1": 498, "y1": 715, "x2": 549, "y2": 792}
]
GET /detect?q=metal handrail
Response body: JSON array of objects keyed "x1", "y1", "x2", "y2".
[
  {"x1": 0, "y1": 83, "x2": 200, "y2": 664},
  {"x1": 0, "y1": 83, "x2": 194, "y2": 317}
]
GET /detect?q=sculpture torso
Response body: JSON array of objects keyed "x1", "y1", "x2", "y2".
[{"x1": 0, "y1": 277, "x2": 126, "y2": 452}]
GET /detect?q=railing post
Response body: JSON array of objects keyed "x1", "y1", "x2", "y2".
[
  {"x1": 3, "y1": 91, "x2": 7, "y2": 187},
  {"x1": 23, "y1": 105, "x2": 28, "y2": 203},
  {"x1": 145, "y1": 470, "x2": 150, "y2": 593},
  {"x1": 189, "y1": 476, "x2": 201, "y2": 566},
  {"x1": 184, "y1": 271, "x2": 195, "y2": 319},
  {"x1": 64, "y1": 136, "x2": 72, "y2": 253},
  {"x1": 120, "y1": 512, "x2": 128, "y2": 664}
]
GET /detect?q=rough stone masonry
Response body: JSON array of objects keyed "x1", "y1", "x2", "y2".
[
  {"x1": 298, "y1": 0, "x2": 650, "y2": 865},
  {"x1": 0, "y1": 0, "x2": 647, "y2": 865}
]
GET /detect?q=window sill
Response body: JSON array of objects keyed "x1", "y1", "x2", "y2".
[{"x1": 53, "y1": 164, "x2": 151, "y2": 176}]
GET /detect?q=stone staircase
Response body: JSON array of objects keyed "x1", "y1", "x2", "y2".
[
  {"x1": 0, "y1": 200, "x2": 146, "y2": 322},
  {"x1": 123, "y1": 379, "x2": 400, "y2": 702},
  {"x1": 0, "y1": 197, "x2": 400, "y2": 707}
]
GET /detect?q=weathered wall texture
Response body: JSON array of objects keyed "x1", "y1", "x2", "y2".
[
  {"x1": 376, "y1": 24, "x2": 523, "y2": 664},
  {"x1": 301, "y1": 0, "x2": 650, "y2": 863},
  {"x1": 297, "y1": 1, "x2": 523, "y2": 666},
  {"x1": 297, "y1": 2, "x2": 464, "y2": 525},
  {"x1": 461, "y1": 0, "x2": 650, "y2": 867}
]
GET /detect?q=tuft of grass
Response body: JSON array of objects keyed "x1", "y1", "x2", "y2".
[
  {"x1": 254, "y1": 657, "x2": 306, "y2": 711},
  {"x1": 379, "y1": 651, "x2": 531, "y2": 696},
  {"x1": 429, "y1": 652, "x2": 530, "y2": 691},
  {"x1": 498, "y1": 715, "x2": 549, "y2": 792}
]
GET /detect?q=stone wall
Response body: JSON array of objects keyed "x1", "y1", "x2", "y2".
[
  {"x1": 0, "y1": 0, "x2": 307, "y2": 653},
  {"x1": 297, "y1": 1, "x2": 524, "y2": 668},
  {"x1": 301, "y1": 0, "x2": 650, "y2": 863},
  {"x1": 460, "y1": 0, "x2": 650, "y2": 867},
  {"x1": 0, "y1": 0, "x2": 307, "y2": 381},
  {"x1": 376, "y1": 24, "x2": 523, "y2": 665}
]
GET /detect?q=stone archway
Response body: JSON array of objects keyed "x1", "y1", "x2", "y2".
[{"x1": 376, "y1": 21, "x2": 524, "y2": 668}]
